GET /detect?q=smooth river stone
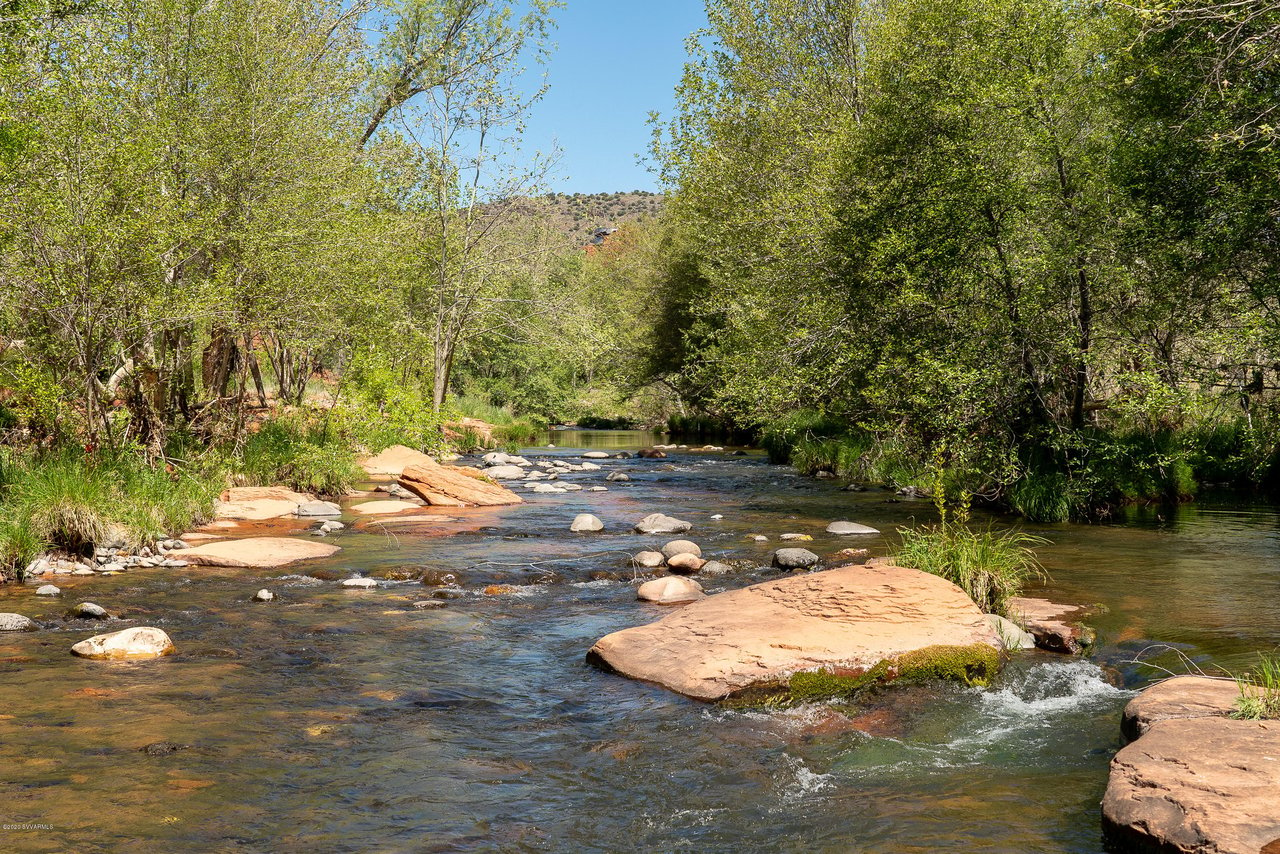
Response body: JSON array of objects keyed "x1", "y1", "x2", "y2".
[
  {"x1": 590, "y1": 561, "x2": 1000, "y2": 702},
  {"x1": 660, "y1": 540, "x2": 701, "y2": 559},
  {"x1": 168, "y1": 537, "x2": 340, "y2": 568},
  {"x1": 771, "y1": 548, "x2": 819, "y2": 569},
  {"x1": 0, "y1": 613, "x2": 37, "y2": 632},
  {"x1": 570, "y1": 514, "x2": 604, "y2": 533},
  {"x1": 71, "y1": 627, "x2": 175, "y2": 660},
  {"x1": 826, "y1": 521, "x2": 880, "y2": 535},
  {"x1": 633, "y1": 513, "x2": 692, "y2": 534},
  {"x1": 637, "y1": 576, "x2": 704, "y2": 605}
]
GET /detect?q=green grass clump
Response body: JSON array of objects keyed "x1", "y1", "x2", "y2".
[
  {"x1": 1009, "y1": 468, "x2": 1072, "y2": 523},
  {"x1": 0, "y1": 449, "x2": 223, "y2": 575},
  {"x1": 894, "y1": 524, "x2": 1047, "y2": 617},
  {"x1": 1231, "y1": 654, "x2": 1280, "y2": 720}
]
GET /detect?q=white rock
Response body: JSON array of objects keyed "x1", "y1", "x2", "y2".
[
  {"x1": 253, "y1": 589, "x2": 275, "y2": 602},
  {"x1": 579, "y1": 462, "x2": 602, "y2": 471},
  {"x1": 571, "y1": 514, "x2": 604, "y2": 533},
  {"x1": 342, "y1": 577, "x2": 377, "y2": 588},
  {"x1": 68, "y1": 602, "x2": 109, "y2": 620},
  {"x1": 71, "y1": 626, "x2": 175, "y2": 660},
  {"x1": 634, "y1": 513, "x2": 692, "y2": 534},
  {"x1": 0, "y1": 613, "x2": 37, "y2": 632},
  {"x1": 826, "y1": 521, "x2": 881, "y2": 535},
  {"x1": 632, "y1": 550, "x2": 665, "y2": 568},
  {"x1": 986, "y1": 614, "x2": 1036, "y2": 650},
  {"x1": 583, "y1": 451, "x2": 610, "y2": 459},
  {"x1": 586, "y1": 486, "x2": 608, "y2": 492},
  {"x1": 36, "y1": 585, "x2": 61, "y2": 596},
  {"x1": 711, "y1": 514, "x2": 724, "y2": 520},
  {"x1": 485, "y1": 465, "x2": 526, "y2": 480}
]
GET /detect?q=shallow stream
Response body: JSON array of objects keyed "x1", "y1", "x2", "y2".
[{"x1": 1, "y1": 430, "x2": 1277, "y2": 852}]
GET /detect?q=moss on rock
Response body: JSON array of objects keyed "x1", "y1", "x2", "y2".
[{"x1": 725, "y1": 643, "x2": 1002, "y2": 707}]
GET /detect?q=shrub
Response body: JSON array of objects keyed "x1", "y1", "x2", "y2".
[
  {"x1": 235, "y1": 420, "x2": 362, "y2": 496},
  {"x1": 1009, "y1": 468, "x2": 1072, "y2": 523},
  {"x1": 894, "y1": 524, "x2": 1048, "y2": 617}
]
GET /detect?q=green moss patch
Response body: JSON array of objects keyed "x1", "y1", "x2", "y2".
[{"x1": 723, "y1": 643, "x2": 1003, "y2": 708}]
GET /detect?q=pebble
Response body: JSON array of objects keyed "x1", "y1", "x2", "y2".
[{"x1": 253, "y1": 589, "x2": 275, "y2": 602}]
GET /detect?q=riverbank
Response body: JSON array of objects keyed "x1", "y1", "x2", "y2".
[{"x1": 0, "y1": 435, "x2": 1276, "y2": 850}]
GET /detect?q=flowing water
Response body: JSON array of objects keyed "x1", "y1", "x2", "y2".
[{"x1": 1, "y1": 430, "x2": 1278, "y2": 853}]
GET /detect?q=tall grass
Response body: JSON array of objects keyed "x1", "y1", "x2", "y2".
[
  {"x1": 894, "y1": 524, "x2": 1048, "y2": 617},
  {"x1": 0, "y1": 450, "x2": 223, "y2": 576},
  {"x1": 1231, "y1": 653, "x2": 1280, "y2": 720}
]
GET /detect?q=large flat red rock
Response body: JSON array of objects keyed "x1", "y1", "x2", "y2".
[
  {"x1": 169, "y1": 537, "x2": 339, "y2": 568},
  {"x1": 1103, "y1": 717, "x2": 1280, "y2": 854},
  {"x1": 399, "y1": 460, "x2": 522, "y2": 507},
  {"x1": 1121, "y1": 676, "x2": 1241, "y2": 741},
  {"x1": 588, "y1": 561, "x2": 999, "y2": 702}
]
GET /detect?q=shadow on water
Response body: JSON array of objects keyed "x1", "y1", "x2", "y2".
[{"x1": 0, "y1": 431, "x2": 1276, "y2": 852}]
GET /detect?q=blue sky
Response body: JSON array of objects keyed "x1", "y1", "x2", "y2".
[{"x1": 522, "y1": 2, "x2": 708, "y2": 194}]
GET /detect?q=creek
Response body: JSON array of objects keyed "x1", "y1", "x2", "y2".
[{"x1": 1, "y1": 429, "x2": 1278, "y2": 852}]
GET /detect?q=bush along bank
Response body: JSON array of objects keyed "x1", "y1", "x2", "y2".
[{"x1": 757, "y1": 408, "x2": 1280, "y2": 522}]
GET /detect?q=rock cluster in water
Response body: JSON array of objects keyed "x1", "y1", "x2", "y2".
[{"x1": 1103, "y1": 676, "x2": 1280, "y2": 853}]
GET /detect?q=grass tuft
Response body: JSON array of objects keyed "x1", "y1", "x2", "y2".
[
  {"x1": 1231, "y1": 653, "x2": 1280, "y2": 720},
  {"x1": 893, "y1": 523, "x2": 1048, "y2": 617}
]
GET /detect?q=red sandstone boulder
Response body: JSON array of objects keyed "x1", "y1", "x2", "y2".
[
  {"x1": 1103, "y1": 717, "x2": 1280, "y2": 854},
  {"x1": 1006, "y1": 596, "x2": 1095, "y2": 654},
  {"x1": 1120, "y1": 676, "x2": 1241, "y2": 741},
  {"x1": 398, "y1": 460, "x2": 523, "y2": 507},
  {"x1": 587, "y1": 560, "x2": 1000, "y2": 702}
]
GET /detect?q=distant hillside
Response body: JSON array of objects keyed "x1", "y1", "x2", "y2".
[{"x1": 540, "y1": 191, "x2": 665, "y2": 244}]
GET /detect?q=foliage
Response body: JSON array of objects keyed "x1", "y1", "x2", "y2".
[
  {"x1": 1231, "y1": 654, "x2": 1280, "y2": 721},
  {"x1": 0, "y1": 450, "x2": 221, "y2": 567},
  {"x1": 894, "y1": 524, "x2": 1048, "y2": 617},
  {"x1": 235, "y1": 421, "x2": 362, "y2": 496}
]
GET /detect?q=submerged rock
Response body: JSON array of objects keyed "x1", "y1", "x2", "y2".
[
  {"x1": 570, "y1": 514, "x2": 604, "y2": 533},
  {"x1": 296, "y1": 500, "x2": 342, "y2": 517},
  {"x1": 0, "y1": 613, "x2": 37, "y2": 632},
  {"x1": 634, "y1": 513, "x2": 692, "y2": 535},
  {"x1": 588, "y1": 561, "x2": 1001, "y2": 702},
  {"x1": 170, "y1": 537, "x2": 340, "y2": 569},
  {"x1": 771, "y1": 548, "x2": 819, "y2": 570},
  {"x1": 605, "y1": 472, "x2": 630, "y2": 483},
  {"x1": 71, "y1": 627, "x2": 175, "y2": 660},
  {"x1": 350, "y1": 500, "x2": 421, "y2": 515},
  {"x1": 637, "y1": 576, "x2": 704, "y2": 605},
  {"x1": 826, "y1": 521, "x2": 880, "y2": 535}
]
